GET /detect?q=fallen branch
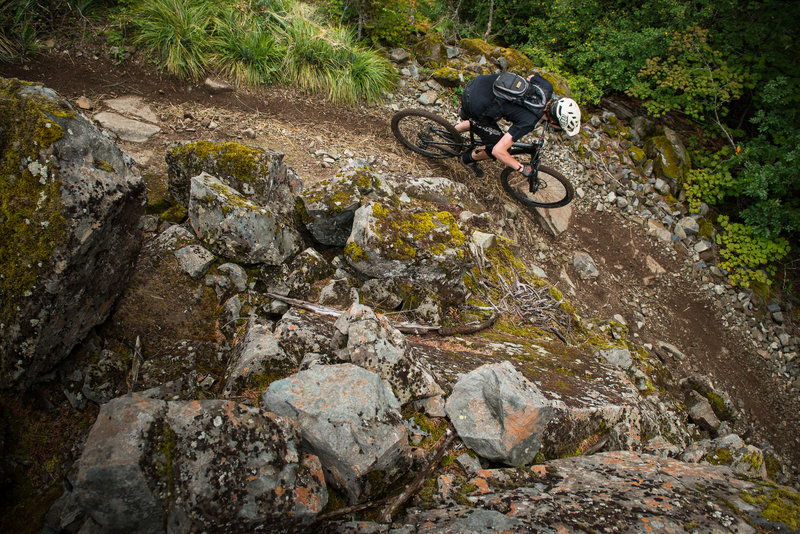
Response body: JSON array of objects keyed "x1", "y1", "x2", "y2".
[
  {"x1": 265, "y1": 292, "x2": 498, "y2": 336},
  {"x1": 377, "y1": 429, "x2": 456, "y2": 524}
]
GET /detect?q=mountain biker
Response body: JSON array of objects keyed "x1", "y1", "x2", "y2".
[{"x1": 454, "y1": 72, "x2": 581, "y2": 178}]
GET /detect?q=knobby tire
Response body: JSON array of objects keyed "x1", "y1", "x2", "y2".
[
  {"x1": 500, "y1": 165, "x2": 574, "y2": 209},
  {"x1": 391, "y1": 109, "x2": 464, "y2": 159}
]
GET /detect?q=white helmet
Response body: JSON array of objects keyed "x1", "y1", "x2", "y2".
[{"x1": 553, "y1": 97, "x2": 581, "y2": 136}]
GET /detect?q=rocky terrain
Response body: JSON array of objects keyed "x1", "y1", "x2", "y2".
[{"x1": 1, "y1": 34, "x2": 799, "y2": 533}]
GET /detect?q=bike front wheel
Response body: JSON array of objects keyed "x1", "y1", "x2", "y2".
[
  {"x1": 391, "y1": 109, "x2": 464, "y2": 159},
  {"x1": 501, "y1": 165, "x2": 574, "y2": 209}
]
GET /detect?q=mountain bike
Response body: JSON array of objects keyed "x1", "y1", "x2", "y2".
[{"x1": 391, "y1": 109, "x2": 574, "y2": 209}]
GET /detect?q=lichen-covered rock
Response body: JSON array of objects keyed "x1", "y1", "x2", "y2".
[
  {"x1": 166, "y1": 140, "x2": 300, "y2": 220},
  {"x1": 398, "y1": 451, "x2": 800, "y2": 533},
  {"x1": 344, "y1": 202, "x2": 471, "y2": 285},
  {"x1": 74, "y1": 395, "x2": 326, "y2": 533},
  {"x1": 297, "y1": 164, "x2": 394, "y2": 247},
  {"x1": 274, "y1": 308, "x2": 340, "y2": 368},
  {"x1": 222, "y1": 317, "x2": 298, "y2": 398},
  {"x1": 188, "y1": 172, "x2": 303, "y2": 264},
  {"x1": 0, "y1": 78, "x2": 145, "y2": 388},
  {"x1": 683, "y1": 433, "x2": 769, "y2": 480},
  {"x1": 262, "y1": 364, "x2": 411, "y2": 504},
  {"x1": 286, "y1": 247, "x2": 334, "y2": 299},
  {"x1": 332, "y1": 303, "x2": 444, "y2": 405},
  {"x1": 445, "y1": 361, "x2": 561, "y2": 466},
  {"x1": 387, "y1": 175, "x2": 484, "y2": 214},
  {"x1": 318, "y1": 278, "x2": 358, "y2": 308}
]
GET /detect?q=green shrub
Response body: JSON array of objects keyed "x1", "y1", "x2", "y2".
[
  {"x1": 133, "y1": 0, "x2": 213, "y2": 81},
  {"x1": 716, "y1": 215, "x2": 790, "y2": 288},
  {"x1": 211, "y1": 7, "x2": 282, "y2": 87}
]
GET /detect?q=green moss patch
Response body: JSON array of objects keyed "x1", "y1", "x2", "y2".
[
  {"x1": 0, "y1": 78, "x2": 73, "y2": 327},
  {"x1": 741, "y1": 487, "x2": 800, "y2": 530}
]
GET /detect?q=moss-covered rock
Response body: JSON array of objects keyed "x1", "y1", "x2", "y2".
[
  {"x1": 431, "y1": 66, "x2": 474, "y2": 88},
  {"x1": 298, "y1": 164, "x2": 395, "y2": 247},
  {"x1": 643, "y1": 128, "x2": 691, "y2": 186},
  {"x1": 0, "y1": 78, "x2": 145, "y2": 388},
  {"x1": 166, "y1": 140, "x2": 300, "y2": 221},
  {"x1": 344, "y1": 201, "x2": 471, "y2": 287},
  {"x1": 458, "y1": 39, "x2": 535, "y2": 74},
  {"x1": 414, "y1": 32, "x2": 448, "y2": 68}
]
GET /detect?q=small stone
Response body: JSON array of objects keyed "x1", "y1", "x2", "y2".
[
  {"x1": 75, "y1": 96, "x2": 93, "y2": 110},
  {"x1": 204, "y1": 77, "x2": 234, "y2": 94}
]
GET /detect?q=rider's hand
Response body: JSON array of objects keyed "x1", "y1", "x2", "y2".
[{"x1": 519, "y1": 164, "x2": 534, "y2": 178}]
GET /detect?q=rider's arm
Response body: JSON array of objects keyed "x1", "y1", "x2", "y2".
[{"x1": 491, "y1": 133, "x2": 524, "y2": 172}]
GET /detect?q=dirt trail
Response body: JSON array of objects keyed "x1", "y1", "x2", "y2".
[{"x1": 2, "y1": 47, "x2": 799, "y2": 473}]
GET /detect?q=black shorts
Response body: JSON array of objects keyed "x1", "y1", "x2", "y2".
[{"x1": 459, "y1": 107, "x2": 502, "y2": 158}]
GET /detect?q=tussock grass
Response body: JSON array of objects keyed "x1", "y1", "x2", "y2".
[
  {"x1": 127, "y1": 0, "x2": 395, "y2": 105},
  {"x1": 133, "y1": 0, "x2": 213, "y2": 81}
]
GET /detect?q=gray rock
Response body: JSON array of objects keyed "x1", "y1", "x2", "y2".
[
  {"x1": 418, "y1": 90, "x2": 438, "y2": 105},
  {"x1": 203, "y1": 77, "x2": 234, "y2": 94},
  {"x1": 188, "y1": 172, "x2": 303, "y2": 265},
  {"x1": 456, "y1": 453, "x2": 482, "y2": 475},
  {"x1": 318, "y1": 278, "x2": 359, "y2": 308},
  {"x1": 166, "y1": 141, "x2": 299, "y2": 220},
  {"x1": 403, "y1": 451, "x2": 786, "y2": 532},
  {"x1": 274, "y1": 307, "x2": 339, "y2": 367},
  {"x1": 689, "y1": 397, "x2": 721, "y2": 432},
  {"x1": 598, "y1": 347, "x2": 634, "y2": 370},
  {"x1": 93, "y1": 112, "x2": 161, "y2": 143},
  {"x1": 389, "y1": 48, "x2": 411, "y2": 63},
  {"x1": 74, "y1": 395, "x2": 327, "y2": 533},
  {"x1": 535, "y1": 203, "x2": 573, "y2": 237},
  {"x1": 262, "y1": 364, "x2": 411, "y2": 504},
  {"x1": 572, "y1": 251, "x2": 599, "y2": 279},
  {"x1": 298, "y1": 164, "x2": 394, "y2": 247},
  {"x1": 677, "y1": 217, "x2": 700, "y2": 236},
  {"x1": 222, "y1": 318, "x2": 297, "y2": 397},
  {"x1": 387, "y1": 175, "x2": 483, "y2": 214},
  {"x1": 332, "y1": 304, "x2": 443, "y2": 405},
  {"x1": 1, "y1": 81, "x2": 145, "y2": 388},
  {"x1": 345, "y1": 201, "x2": 472, "y2": 285},
  {"x1": 646, "y1": 219, "x2": 672, "y2": 242},
  {"x1": 103, "y1": 95, "x2": 158, "y2": 124},
  {"x1": 286, "y1": 248, "x2": 334, "y2": 299},
  {"x1": 445, "y1": 361, "x2": 559, "y2": 466},
  {"x1": 218, "y1": 262, "x2": 248, "y2": 291},
  {"x1": 174, "y1": 245, "x2": 215, "y2": 279}
]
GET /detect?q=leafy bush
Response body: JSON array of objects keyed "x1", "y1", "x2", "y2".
[
  {"x1": 628, "y1": 26, "x2": 749, "y2": 121},
  {"x1": 716, "y1": 215, "x2": 790, "y2": 288},
  {"x1": 133, "y1": 0, "x2": 213, "y2": 81}
]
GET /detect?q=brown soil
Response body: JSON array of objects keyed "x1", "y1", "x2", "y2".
[{"x1": 2, "y1": 38, "x2": 798, "y2": 476}]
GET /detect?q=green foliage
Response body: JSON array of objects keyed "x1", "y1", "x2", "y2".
[
  {"x1": 628, "y1": 26, "x2": 748, "y2": 120},
  {"x1": 683, "y1": 147, "x2": 738, "y2": 213},
  {"x1": 133, "y1": 0, "x2": 213, "y2": 81},
  {"x1": 280, "y1": 18, "x2": 395, "y2": 105},
  {"x1": 736, "y1": 76, "x2": 800, "y2": 238},
  {"x1": 716, "y1": 215, "x2": 790, "y2": 288},
  {"x1": 520, "y1": 44, "x2": 601, "y2": 105},
  {"x1": 210, "y1": 7, "x2": 282, "y2": 87}
]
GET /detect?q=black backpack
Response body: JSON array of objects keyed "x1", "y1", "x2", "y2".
[{"x1": 492, "y1": 72, "x2": 548, "y2": 113}]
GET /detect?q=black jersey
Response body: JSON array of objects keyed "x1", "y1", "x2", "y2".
[{"x1": 461, "y1": 73, "x2": 554, "y2": 141}]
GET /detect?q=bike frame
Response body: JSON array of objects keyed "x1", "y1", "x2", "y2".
[{"x1": 467, "y1": 120, "x2": 551, "y2": 191}]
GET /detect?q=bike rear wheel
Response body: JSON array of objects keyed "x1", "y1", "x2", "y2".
[
  {"x1": 391, "y1": 109, "x2": 464, "y2": 159},
  {"x1": 501, "y1": 165, "x2": 574, "y2": 208}
]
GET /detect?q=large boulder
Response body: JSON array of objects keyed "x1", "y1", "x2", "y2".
[
  {"x1": 459, "y1": 39, "x2": 535, "y2": 74},
  {"x1": 445, "y1": 361, "x2": 561, "y2": 466},
  {"x1": 74, "y1": 395, "x2": 326, "y2": 532},
  {"x1": 0, "y1": 78, "x2": 145, "y2": 388},
  {"x1": 166, "y1": 140, "x2": 300, "y2": 220},
  {"x1": 262, "y1": 364, "x2": 411, "y2": 504},
  {"x1": 387, "y1": 175, "x2": 484, "y2": 214},
  {"x1": 397, "y1": 451, "x2": 800, "y2": 533},
  {"x1": 332, "y1": 303, "x2": 444, "y2": 405},
  {"x1": 297, "y1": 164, "x2": 394, "y2": 247},
  {"x1": 188, "y1": 172, "x2": 303, "y2": 264},
  {"x1": 344, "y1": 201, "x2": 472, "y2": 285}
]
